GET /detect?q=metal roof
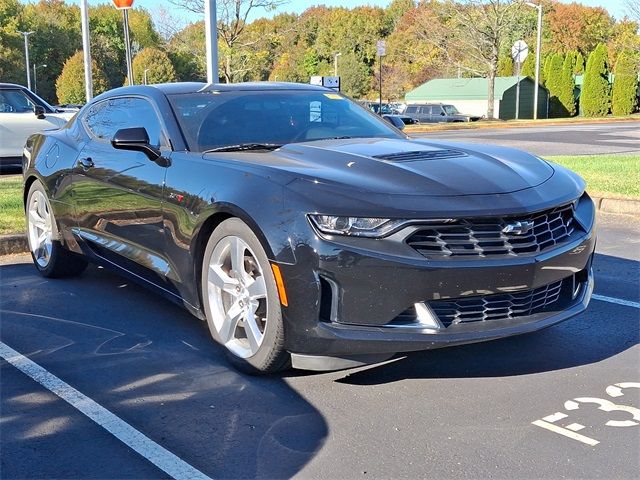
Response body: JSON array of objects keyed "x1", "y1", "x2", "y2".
[{"x1": 405, "y1": 76, "x2": 545, "y2": 102}]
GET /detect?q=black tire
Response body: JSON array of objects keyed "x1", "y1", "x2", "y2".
[
  {"x1": 26, "y1": 180, "x2": 87, "y2": 278},
  {"x1": 201, "y1": 218, "x2": 289, "y2": 374}
]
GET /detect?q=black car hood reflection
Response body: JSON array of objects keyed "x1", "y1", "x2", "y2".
[{"x1": 204, "y1": 137, "x2": 554, "y2": 197}]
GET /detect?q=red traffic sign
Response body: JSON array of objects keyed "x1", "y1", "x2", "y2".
[{"x1": 112, "y1": 0, "x2": 134, "y2": 9}]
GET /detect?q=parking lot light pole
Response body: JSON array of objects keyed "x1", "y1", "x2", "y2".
[
  {"x1": 333, "y1": 52, "x2": 341, "y2": 77},
  {"x1": 81, "y1": 0, "x2": 93, "y2": 101},
  {"x1": 205, "y1": 0, "x2": 219, "y2": 83},
  {"x1": 33, "y1": 64, "x2": 46, "y2": 94},
  {"x1": 144, "y1": 68, "x2": 150, "y2": 85},
  {"x1": 18, "y1": 31, "x2": 34, "y2": 90},
  {"x1": 113, "y1": 0, "x2": 135, "y2": 85},
  {"x1": 526, "y1": 2, "x2": 543, "y2": 120}
]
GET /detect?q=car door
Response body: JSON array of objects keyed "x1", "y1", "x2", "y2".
[
  {"x1": 0, "y1": 88, "x2": 64, "y2": 159},
  {"x1": 71, "y1": 96, "x2": 172, "y2": 284}
]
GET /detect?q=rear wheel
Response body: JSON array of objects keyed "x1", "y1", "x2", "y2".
[
  {"x1": 26, "y1": 180, "x2": 87, "y2": 278},
  {"x1": 201, "y1": 218, "x2": 289, "y2": 374}
]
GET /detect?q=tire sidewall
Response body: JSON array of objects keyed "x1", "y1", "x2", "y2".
[{"x1": 201, "y1": 218, "x2": 285, "y2": 372}]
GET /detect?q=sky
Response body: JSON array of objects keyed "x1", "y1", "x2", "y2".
[{"x1": 85, "y1": 0, "x2": 631, "y2": 26}]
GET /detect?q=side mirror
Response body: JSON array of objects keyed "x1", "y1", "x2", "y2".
[
  {"x1": 383, "y1": 116, "x2": 406, "y2": 130},
  {"x1": 34, "y1": 105, "x2": 46, "y2": 119},
  {"x1": 440, "y1": 112, "x2": 446, "y2": 116},
  {"x1": 111, "y1": 127, "x2": 170, "y2": 166}
]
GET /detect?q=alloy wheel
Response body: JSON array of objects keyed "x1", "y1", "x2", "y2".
[
  {"x1": 27, "y1": 190, "x2": 53, "y2": 268},
  {"x1": 206, "y1": 235, "x2": 269, "y2": 358}
]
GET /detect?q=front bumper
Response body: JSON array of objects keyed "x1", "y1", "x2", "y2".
[{"x1": 279, "y1": 197, "x2": 596, "y2": 358}]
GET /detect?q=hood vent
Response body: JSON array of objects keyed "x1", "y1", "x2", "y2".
[{"x1": 373, "y1": 149, "x2": 467, "y2": 162}]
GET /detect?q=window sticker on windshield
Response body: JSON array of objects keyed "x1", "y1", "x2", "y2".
[{"x1": 323, "y1": 93, "x2": 343, "y2": 100}]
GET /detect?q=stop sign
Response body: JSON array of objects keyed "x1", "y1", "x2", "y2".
[{"x1": 112, "y1": 0, "x2": 134, "y2": 9}]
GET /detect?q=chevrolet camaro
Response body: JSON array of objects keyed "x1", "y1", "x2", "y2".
[{"x1": 22, "y1": 82, "x2": 596, "y2": 373}]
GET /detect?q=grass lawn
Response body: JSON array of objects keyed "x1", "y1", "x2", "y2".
[
  {"x1": 0, "y1": 175, "x2": 24, "y2": 235},
  {"x1": 0, "y1": 153, "x2": 638, "y2": 235},
  {"x1": 546, "y1": 154, "x2": 640, "y2": 199}
]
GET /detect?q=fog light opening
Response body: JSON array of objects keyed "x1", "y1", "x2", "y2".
[{"x1": 414, "y1": 302, "x2": 443, "y2": 330}]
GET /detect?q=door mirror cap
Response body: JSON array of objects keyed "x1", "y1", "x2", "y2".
[
  {"x1": 34, "y1": 105, "x2": 46, "y2": 119},
  {"x1": 111, "y1": 127, "x2": 168, "y2": 165}
]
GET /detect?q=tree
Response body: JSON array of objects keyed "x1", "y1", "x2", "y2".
[
  {"x1": 444, "y1": 0, "x2": 523, "y2": 119},
  {"x1": 497, "y1": 54, "x2": 513, "y2": 76},
  {"x1": 56, "y1": 51, "x2": 109, "y2": 104},
  {"x1": 169, "y1": 0, "x2": 288, "y2": 82},
  {"x1": 574, "y1": 51, "x2": 585, "y2": 75},
  {"x1": 0, "y1": 0, "x2": 24, "y2": 85},
  {"x1": 167, "y1": 21, "x2": 206, "y2": 81},
  {"x1": 581, "y1": 43, "x2": 611, "y2": 117},
  {"x1": 626, "y1": 0, "x2": 640, "y2": 22},
  {"x1": 558, "y1": 53, "x2": 577, "y2": 116},
  {"x1": 129, "y1": 48, "x2": 177, "y2": 85},
  {"x1": 520, "y1": 50, "x2": 536, "y2": 80},
  {"x1": 611, "y1": 50, "x2": 639, "y2": 115},
  {"x1": 546, "y1": 3, "x2": 614, "y2": 54},
  {"x1": 545, "y1": 53, "x2": 565, "y2": 117}
]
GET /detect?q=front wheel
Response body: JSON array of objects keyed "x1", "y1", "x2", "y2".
[
  {"x1": 26, "y1": 180, "x2": 87, "y2": 278},
  {"x1": 201, "y1": 218, "x2": 289, "y2": 374}
]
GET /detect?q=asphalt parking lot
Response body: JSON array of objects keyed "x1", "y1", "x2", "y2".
[
  {"x1": 1, "y1": 212, "x2": 639, "y2": 479},
  {"x1": 411, "y1": 121, "x2": 640, "y2": 156}
]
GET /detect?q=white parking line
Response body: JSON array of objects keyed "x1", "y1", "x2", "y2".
[
  {"x1": 0, "y1": 341, "x2": 213, "y2": 480},
  {"x1": 592, "y1": 294, "x2": 640, "y2": 309}
]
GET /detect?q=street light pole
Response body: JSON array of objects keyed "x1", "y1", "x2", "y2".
[
  {"x1": 33, "y1": 64, "x2": 46, "y2": 94},
  {"x1": 526, "y1": 2, "x2": 543, "y2": 120},
  {"x1": 205, "y1": 0, "x2": 219, "y2": 83},
  {"x1": 81, "y1": 0, "x2": 93, "y2": 101},
  {"x1": 144, "y1": 68, "x2": 150, "y2": 85},
  {"x1": 122, "y1": 9, "x2": 134, "y2": 84},
  {"x1": 333, "y1": 52, "x2": 341, "y2": 77},
  {"x1": 18, "y1": 31, "x2": 34, "y2": 90}
]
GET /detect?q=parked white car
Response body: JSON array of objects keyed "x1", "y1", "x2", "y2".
[{"x1": 0, "y1": 83, "x2": 76, "y2": 170}]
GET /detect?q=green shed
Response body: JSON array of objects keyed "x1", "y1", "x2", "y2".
[{"x1": 404, "y1": 76, "x2": 549, "y2": 120}]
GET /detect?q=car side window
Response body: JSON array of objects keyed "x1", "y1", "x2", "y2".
[
  {"x1": 83, "y1": 97, "x2": 164, "y2": 146},
  {"x1": 0, "y1": 89, "x2": 36, "y2": 113},
  {"x1": 405, "y1": 106, "x2": 417, "y2": 114}
]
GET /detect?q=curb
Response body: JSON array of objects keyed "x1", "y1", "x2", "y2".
[
  {"x1": 1, "y1": 197, "x2": 637, "y2": 256},
  {"x1": 0, "y1": 234, "x2": 28, "y2": 256}
]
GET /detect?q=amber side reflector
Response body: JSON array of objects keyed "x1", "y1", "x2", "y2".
[{"x1": 270, "y1": 263, "x2": 289, "y2": 307}]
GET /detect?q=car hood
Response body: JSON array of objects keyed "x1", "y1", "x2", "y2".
[{"x1": 231, "y1": 137, "x2": 554, "y2": 197}]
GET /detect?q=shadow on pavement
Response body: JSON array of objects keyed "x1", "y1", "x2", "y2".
[
  {"x1": 336, "y1": 252, "x2": 639, "y2": 386},
  {"x1": 0, "y1": 261, "x2": 327, "y2": 479}
]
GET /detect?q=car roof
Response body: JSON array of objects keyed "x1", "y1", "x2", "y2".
[
  {"x1": 0, "y1": 83, "x2": 26, "y2": 89},
  {"x1": 151, "y1": 81, "x2": 331, "y2": 95}
]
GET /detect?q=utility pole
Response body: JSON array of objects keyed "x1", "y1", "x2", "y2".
[
  {"x1": 376, "y1": 40, "x2": 386, "y2": 115},
  {"x1": 526, "y1": 2, "x2": 543, "y2": 120},
  {"x1": 18, "y1": 31, "x2": 34, "y2": 90},
  {"x1": 81, "y1": 0, "x2": 93, "y2": 101},
  {"x1": 205, "y1": 0, "x2": 219, "y2": 83}
]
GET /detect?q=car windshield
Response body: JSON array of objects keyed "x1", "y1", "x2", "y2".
[
  {"x1": 168, "y1": 89, "x2": 403, "y2": 152},
  {"x1": 443, "y1": 105, "x2": 460, "y2": 115}
]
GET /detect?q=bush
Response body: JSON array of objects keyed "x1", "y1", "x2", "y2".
[
  {"x1": 611, "y1": 50, "x2": 639, "y2": 116},
  {"x1": 127, "y1": 47, "x2": 177, "y2": 85},
  {"x1": 574, "y1": 51, "x2": 585, "y2": 75},
  {"x1": 55, "y1": 51, "x2": 109, "y2": 104},
  {"x1": 545, "y1": 53, "x2": 566, "y2": 117},
  {"x1": 581, "y1": 43, "x2": 611, "y2": 117},
  {"x1": 558, "y1": 54, "x2": 577, "y2": 116}
]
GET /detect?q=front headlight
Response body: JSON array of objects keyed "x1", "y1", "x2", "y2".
[{"x1": 308, "y1": 215, "x2": 405, "y2": 238}]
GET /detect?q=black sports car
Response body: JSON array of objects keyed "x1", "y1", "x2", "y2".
[{"x1": 23, "y1": 82, "x2": 596, "y2": 374}]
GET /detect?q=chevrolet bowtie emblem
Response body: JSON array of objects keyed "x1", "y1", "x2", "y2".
[{"x1": 502, "y1": 220, "x2": 534, "y2": 235}]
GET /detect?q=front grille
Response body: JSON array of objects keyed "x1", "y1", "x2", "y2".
[
  {"x1": 406, "y1": 203, "x2": 578, "y2": 258},
  {"x1": 373, "y1": 149, "x2": 467, "y2": 162},
  {"x1": 430, "y1": 279, "x2": 565, "y2": 327}
]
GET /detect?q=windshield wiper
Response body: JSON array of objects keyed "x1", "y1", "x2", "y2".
[{"x1": 203, "y1": 143, "x2": 282, "y2": 153}]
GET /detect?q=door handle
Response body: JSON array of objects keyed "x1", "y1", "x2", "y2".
[{"x1": 77, "y1": 157, "x2": 94, "y2": 169}]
